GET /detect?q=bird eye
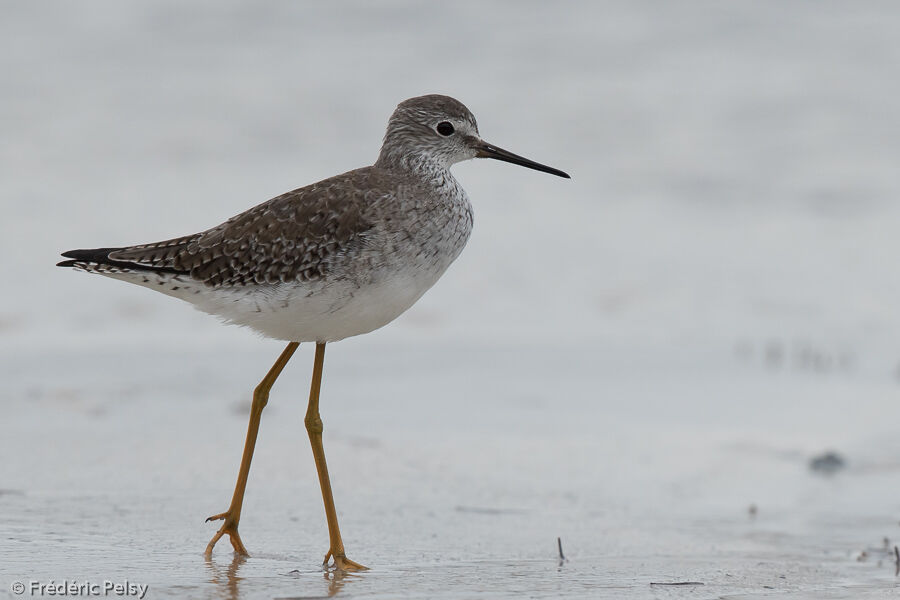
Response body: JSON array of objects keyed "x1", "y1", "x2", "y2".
[{"x1": 436, "y1": 121, "x2": 455, "y2": 136}]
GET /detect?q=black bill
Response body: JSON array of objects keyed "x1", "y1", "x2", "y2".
[{"x1": 475, "y1": 141, "x2": 570, "y2": 179}]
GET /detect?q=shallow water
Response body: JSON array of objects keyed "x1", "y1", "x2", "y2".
[{"x1": 4, "y1": 1, "x2": 900, "y2": 598}]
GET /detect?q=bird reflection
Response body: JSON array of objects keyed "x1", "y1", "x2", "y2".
[
  {"x1": 205, "y1": 553, "x2": 246, "y2": 600},
  {"x1": 205, "y1": 552, "x2": 362, "y2": 599},
  {"x1": 284, "y1": 565, "x2": 363, "y2": 598},
  {"x1": 321, "y1": 568, "x2": 360, "y2": 597}
]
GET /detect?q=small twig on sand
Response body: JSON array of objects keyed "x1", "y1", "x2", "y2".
[
  {"x1": 557, "y1": 537, "x2": 566, "y2": 561},
  {"x1": 894, "y1": 545, "x2": 899, "y2": 577},
  {"x1": 650, "y1": 582, "x2": 705, "y2": 586}
]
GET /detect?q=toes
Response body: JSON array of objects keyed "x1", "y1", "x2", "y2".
[
  {"x1": 328, "y1": 554, "x2": 369, "y2": 572},
  {"x1": 205, "y1": 512, "x2": 228, "y2": 523},
  {"x1": 229, "y1": 535, "x2": 249, "y2": 556},
  {"x1": 342, "y1": 559, "x2": 369, "y2": 572},
  {"x1": 205, "y1": 530, "x2": 225, "y2": 556},
  {"x1": 205, "y1": 513, "x2": 249, "y2": 557}
]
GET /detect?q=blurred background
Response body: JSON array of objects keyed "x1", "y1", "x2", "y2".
[{"x1": 3, "y1": 1, "x2": 900, "y2": 598}]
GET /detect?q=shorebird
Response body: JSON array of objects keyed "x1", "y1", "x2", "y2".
[{"x1": 58, "y1": 94, "x2": 570, "y2": 570}]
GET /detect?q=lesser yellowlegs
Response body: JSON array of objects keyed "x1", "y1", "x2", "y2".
[{"x1": 58, "y1": 94, "x2": 570, "y2": 570}]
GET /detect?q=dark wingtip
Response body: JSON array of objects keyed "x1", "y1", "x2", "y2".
[
  {"x1": 56, "y1": 246, "x2": 184, "y2": 276},
  {"x1": 57, "y1": 248, "x2": 118, "y2": 268},
  {"x1": 60, "y1": 247, "x2": 115, "y2": 261},
  {"x1": 56, "y1": 248, "x2": 118, "y2": 267}
]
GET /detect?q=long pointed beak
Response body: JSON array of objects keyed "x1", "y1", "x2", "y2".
[{"x1": 474, "y1": 139, "x2": 570, "y2": 179}]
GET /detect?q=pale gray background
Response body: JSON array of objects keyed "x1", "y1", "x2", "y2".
[{"x1": 3, "y1": 1, "x2": 900, "y2": 598}]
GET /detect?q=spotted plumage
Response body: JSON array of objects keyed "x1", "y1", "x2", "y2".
[{"x1": 59, "y1": 94, "x2": 567, "y2": 342}]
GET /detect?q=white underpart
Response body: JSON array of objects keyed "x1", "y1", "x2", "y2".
[{"x1": 86, "y1": 263, "x2": 449, "y2": 342}]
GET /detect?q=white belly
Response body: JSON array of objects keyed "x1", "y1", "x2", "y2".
[
  {"x1": 236, "y1": 274, "x2": 438, "y2": 342},
  {"x1": 113, "y1": 264, "x2": 445, "y2": 342}
]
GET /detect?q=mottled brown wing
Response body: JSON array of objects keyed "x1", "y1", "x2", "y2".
[{"x1": 107, "y1": 169, "x2": 375, "y2": 287}]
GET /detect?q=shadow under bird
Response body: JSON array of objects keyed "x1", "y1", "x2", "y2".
[{"x1": 58, "y1": 94, "x2": 570, "y2": 571}]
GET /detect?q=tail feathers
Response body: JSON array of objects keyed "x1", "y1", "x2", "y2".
[{"x1": 57, "y1": 247, "x2": 182, "y2": 275}]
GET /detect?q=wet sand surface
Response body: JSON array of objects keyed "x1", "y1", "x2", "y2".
[
  {"x1": 4, "y1": 1, "x2": 900, "y2": 598},
  {"x1": 4, "y1": 343, "x2": 900, "y2": 598}
]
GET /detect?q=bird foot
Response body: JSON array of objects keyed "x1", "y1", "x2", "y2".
[
  {"x1": 205, "y1": 511, "x2": 249, "y2": 557},
  {"x1": 323, "y1": 549, "x2": 368, "y2": 571}
]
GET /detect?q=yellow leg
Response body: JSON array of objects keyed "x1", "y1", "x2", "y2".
[
  {"x1": 306, "y1": 342, "x2": 368, "y2": 571},
  {"x1": 205, "y1": 342, "x2": 300, "y2": 557}
]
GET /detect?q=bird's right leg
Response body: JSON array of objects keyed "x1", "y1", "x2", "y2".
[
  {"x1": 205, "y1": 342, "x2": 299, "y2": 556},
  {"x1": 305, "y1": 342, "x2": 368, "y2": 571}
]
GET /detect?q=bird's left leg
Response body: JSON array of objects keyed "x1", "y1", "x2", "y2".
[{"x1": 205, "y1": 341, "x2": 299, "y2": 556}]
